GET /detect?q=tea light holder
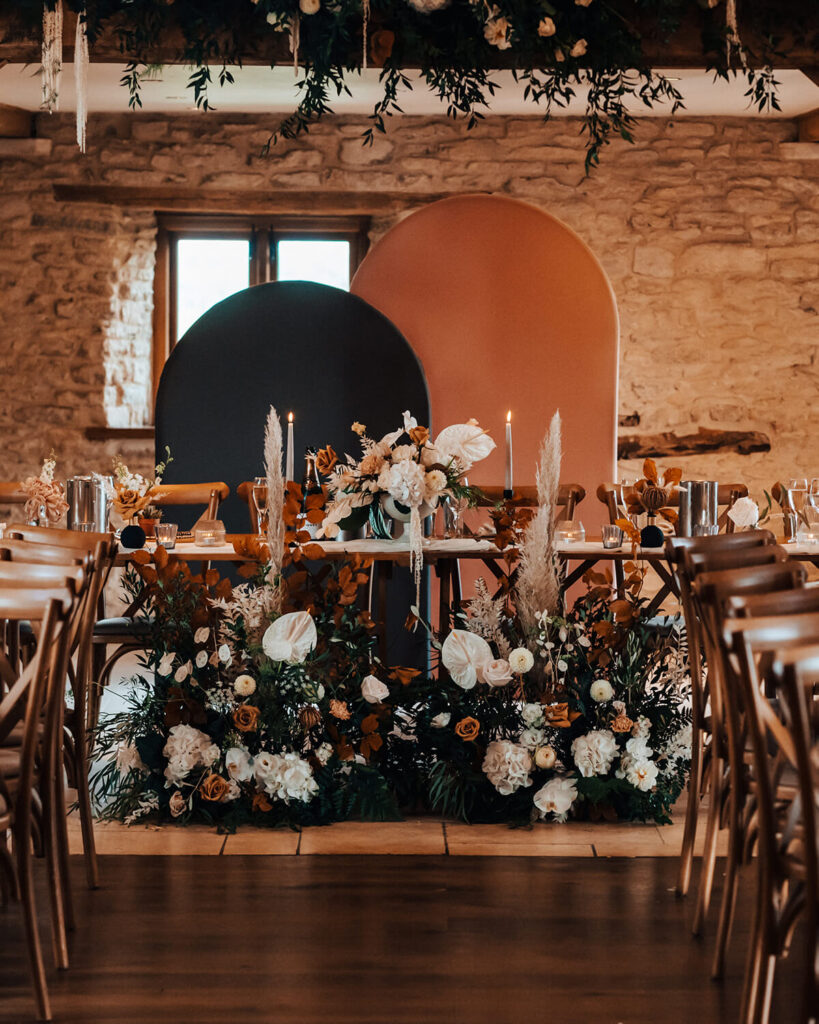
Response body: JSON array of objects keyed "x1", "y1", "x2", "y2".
[
  {"x1": 155, "y1": 522, "x2": 179, "y2": 550},
  {"x1": 601, "y1": 525, "x2": 624, "y2": 549},
  {"x1": 194, "y1": 520, "x2": 226, "y2": 547}
]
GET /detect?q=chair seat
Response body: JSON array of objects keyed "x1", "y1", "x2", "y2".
[{"x1": 93, "y1": 616, "x2": 153, "y2": 639}]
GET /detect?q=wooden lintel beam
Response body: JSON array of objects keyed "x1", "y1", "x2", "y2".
[
  {"x1": 53, "y1": 184, "x2": 456, "y2": 215},
  {"x1": 618, "y1": 428, "x2": 771, "y2": 461},
  {"x1": 0, "y1": 102, "x2": 32, "y2": 138},
  {"x1": 798, "y1": 108, "x2": 819, "y2": 142}
]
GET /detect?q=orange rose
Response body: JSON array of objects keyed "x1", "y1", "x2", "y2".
[
  {"x1": 199, "y1": 773, "x2": 230, "y2": 802},
  {"x1": 455, "y1": 716, "x2": 480, "y2": 741},
  {"x1": 542, "y1": 703, "x2": 572, "y2": 728},
  {"x1": 611, "y1": 713, "x2": 634, "y2": 733},
  {"x1": 408, "y1": 425, "x2": 430, "y2": 446},
  {"x1": 233, "y1": 704, "x2": 261, "y2": 732},
  {"x1": 113, "y1": 486, "x2": 151, "y2": 519},
  {"x1": 315, "y1": 445, "x2": 338, "y2": 476}
]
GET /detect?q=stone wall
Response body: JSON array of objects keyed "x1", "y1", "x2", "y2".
[{"x1": 0, "y1": 111, "x2": 817, "y2": 505}]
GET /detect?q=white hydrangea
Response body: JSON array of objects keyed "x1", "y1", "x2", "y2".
[
  {"x1": 255, "y1": 751, "x2": 318, "y2": 804},
  {"x1": 481, "y1": 740, "x2": 533, "y2": 796},
  {"x1": 162, "y1": 725, "x2": 219, "y2": 786},
  {"x1": 520, "y1": 702, "x2": 544, "y2": 728},
  {"x1": 533, "y1": 775, "x2": 578, "y2": 822},
  {"x1": 571, "y1": 729, "x2": 618, "y2": 778}
]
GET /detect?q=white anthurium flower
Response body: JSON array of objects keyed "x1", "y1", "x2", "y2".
[
  {"x1": 194, "y1": 627, "x2": 209, "y2": 644},
  {"x1": 431, "y1": 712, "x2": 451, "y2": 728},
  {"x1": 195, "y1": 650, "x2": 208, "y2": 669},
  {"x1": 441, "y1": 630, "x2": 493, "y2": 690},
  {"x1": 434, "y1": 421, "x2": 496, "y2": 471},
  {"x1": 157, "y1": 651, "x2": 175, "y2": 676},
  {"x1": 361, "y1": 674, "x2": 390, "y2": 703},
  {"x1": 262, "y1": 611, "x2": 318, "y2": 665},
  {"x1": 402, "y1": 409, "x2": 418, "y2": 432}
]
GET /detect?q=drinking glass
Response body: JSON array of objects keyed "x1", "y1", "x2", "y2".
[
  {"x1": 787, "y1": 478, "x2": 808, "y2": 513},
  {"x1": 155, "y1": 522, "x2": 178, "y2": 550},
  {"x1": 809, "y1": 478, "x2": 819, "y2": 508},
  {"x1": 251, "y1": 477, "x2": 268, "y2": 536}
]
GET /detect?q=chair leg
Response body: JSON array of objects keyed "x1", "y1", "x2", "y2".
[
  {"x1": 693, "y1": 753, "x2": 724, "y2": 936},
  {"x1": 15, "y1": 818, "x2": 53, "y2": 1021},
  {"x1": 677, "y1": 727, "x2": 704, "y2": 897},
  {"x1": 42, "y1": 771, "x2": 70, "y2": 971},
  {"x1": 711, "y1": 779, "x2": 742, "y2": 979},
  {"x1": 72, "y1": 724, "x2": 99, "y2": 890}
]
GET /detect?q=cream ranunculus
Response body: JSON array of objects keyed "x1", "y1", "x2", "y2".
[
  {"x1": 262, "y1": 611, "x2": 318, "y2": 665},
  {"x1": 537, "y1": 16, "x2": 556, "y2": 35},
  {"x1": 434, "y1": 422, "x2": 496, "y2": 471},
  {"x1": 572, "y1": 729, "x2": 618, "y2": 777},
  {"x1": 727, "y1": 496, "x2": 759, "y2": 529},
  {"x1": 481, "y1": 658, "x2": 513, "y2": 688},
  {"x1": 441, "y1": 630, "x2": 493, "y2": 690},
  {"x1": 508, "y1": 647, "x2": 535, "y2": 674},
  {"x1": 361, "y1": 674, "x2": 390, "y2": 704},
  {"x1": 424, "y1": 469, "x2": 448, "y2": 502},
  {"x1": 234, "y1": 674, "x2": 257, "y2": 697},
  {"x1": 590, "y1": 679, "x2": 614, "y2": 703},
  {"x1": 225, "y1": 746, "x2": 253, "y2": 782},
  {"x1": 533, "y1": 775, "x2": 577, "y2": 821}
]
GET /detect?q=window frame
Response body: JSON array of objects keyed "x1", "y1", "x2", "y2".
[{"x1": 152, "y1": 212, "x2": 370, "y2": 400}]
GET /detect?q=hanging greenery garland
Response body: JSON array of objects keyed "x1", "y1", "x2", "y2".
[{"x1": 10, "y1": 0, "x2": 814, "y2": 168}]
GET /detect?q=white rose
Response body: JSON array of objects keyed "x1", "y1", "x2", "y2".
[
  {"x1": 590, "y1": 679, "x2": 614, "y2": 703},
  {"x1": 169, "y1": 791, "x2": 186, "y2": 818},
  {"x1": 626, "y1": 757, "x2": 659, "y2": 792},
  {"x1": 225, "y1": 746, "x2": 253, "y2": 782},
  {"x1": 537, "y1": 16, "x2": 556, "y2": 36},
  {"x1": 572, "y1": 729, "x2": 618, "y2": 777},
  {"x1": 361, "y1": 674, "x2": 390, "y2": 703},
  {"x1": 174, "y1": 661, "x2": 191, "y2": 683},
  {"x1": 195, "y1": 650, "x2": 208, "y2": 669},
  {"x1": 253, "y1": 751, "x2": 276, "y2": 780},
  {"x1": 534, "y1": 745, "x2": 557, "y2": 770},
  {"x1": 234, "y1": 674, "x2": 257, "y2": 697},
  {"x1": 727, "y1": 496, "x2": 759, "y2": 529},
  {"x1": 508, "y1": 647, "x2": 535, "y2": 674},
  {"x1": 194, "y1": 627, "x2": 209, "y2": 644},
  {"x1": 157, "y1": 651, "x2": 175, "y2": 676},
  {"x1": 533, "y1": 775, "x2": 577, "y2": 821},
  {"x1": 481, "y1": 658, "x2": 513, "y2": 687},
  {"x1": 299, "y1": 0, "x2": 320, "y2": 12},
  {"x1": 431, "y1": 712, "x2": 451, "y2": 728}
]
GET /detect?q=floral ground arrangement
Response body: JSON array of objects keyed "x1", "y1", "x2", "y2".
[{"x1": 93, "y1": 410, "x2": 692, "y2": 829}]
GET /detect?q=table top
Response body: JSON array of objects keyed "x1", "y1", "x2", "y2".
[{"x1": 116, "y1": 534, "x2": 819, "y2": 566}]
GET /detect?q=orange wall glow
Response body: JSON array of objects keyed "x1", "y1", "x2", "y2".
[{"x1": 351, "y1": 195, "x2": 619, "y2": 529}]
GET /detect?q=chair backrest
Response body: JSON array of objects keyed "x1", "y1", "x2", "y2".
[
  {"x1": 7, "y1": 524, "x2": 114, "y2": 549},
  {"x1": 599, "y1": 481, "x2": 748, "y2": 532},
  {"x1": 150, "y1": 482, "x2": 229, "y2": 523},
  {"x1": 0, "y1": 540, "x2": 87, "y2": 566},
  {"x1": 726, "y1": 587, "x2": 819, "y2": 619},
  {"x1": 665, "y1": 529, "x2": 775, "y2": 567},
  {"x1": 474, "y1": 483, "x2": 586, "y2": 521},
  {"x1": 0, "y1": 560, "x2": 86, "y2": 589},
  {"x1": 684, "y1": 545, "x2": 787, "y2": 577}
]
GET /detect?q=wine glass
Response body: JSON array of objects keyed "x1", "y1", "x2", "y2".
[
  {"x1": 809, "y1": 478, "x2": 819, "y2": 509},
  {"x1": 251, "y1": 477, "x2": 268, "y2": 536},
  {"x1": 787, "y1": 478, "x2": 808, "y2": 513}
]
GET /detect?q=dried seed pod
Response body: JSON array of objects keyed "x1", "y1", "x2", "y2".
[
  {"x1": 641, "y1": 485, "x2": 668, "y2": 513},
  {"x1": 298, "y1": 706, "x2": 322, "y2": 731}
]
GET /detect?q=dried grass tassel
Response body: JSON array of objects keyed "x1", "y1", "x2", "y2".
[
  {"x1": 41, "y1": 0, "x2": 64, "y2": 113},
  {"x1": 264, "y1": 405, "x2": 285, "y2": 608},
  {"x1": 362, "y1": 0, "x2": 370, "y2": 71},
  {"x1": 515, "y1": 411, "x2": 562, "y2": 631},
  {"x1": 410, "y1": 505, "x2": 423, "y2": 608},
  {"x1": 74, "y1": 8, "x2": 89, "y2": 153},
  {"x1": 291, "y1": 14, "x2": 300, "y2": 77}
]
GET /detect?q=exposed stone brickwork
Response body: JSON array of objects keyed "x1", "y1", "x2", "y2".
[{"x1": 0, "y1": 111, "x2": 816, "y2": 505}]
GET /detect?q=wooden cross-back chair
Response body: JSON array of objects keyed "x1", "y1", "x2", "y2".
[
  {"x1": 665, "y1": 530, "x2": 777, "y2": 900},
  {"x1": 2, "y1": 530, "x2": 118, "y2": 891},
  {"x1": 724, "y1": 616, "x2": 819, "y2": 1024},
  {"x1": 0, "y1": 586, "x2": 75, "y2": 1021},
  {"x1": 0, "y1": 481, "x2": 27, "y2": 513},
  {"x1": 147, "y1": 481, "x2": 229, "y2": 526},
  {"x1": 597, "y1": 481, "x2": 748, "y2": 533}
]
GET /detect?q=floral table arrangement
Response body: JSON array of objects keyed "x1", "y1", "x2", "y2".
[
  {"x1": 21, "y1": 453, "x2": 69, "y2": 525},
  {"x1": 111, "y1": 447, "x2": 173, "y2": 533},
  {"x1": 92, "y1": 408, "x2": 691, "y2": 829}
]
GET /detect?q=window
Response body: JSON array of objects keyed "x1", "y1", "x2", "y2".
[{"x1": 153, "y1": 214, "x2": 370, "y2": 393}]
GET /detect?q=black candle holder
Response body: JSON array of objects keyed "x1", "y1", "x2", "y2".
[{"x1": 503, "y1": 488, "x2": 514, "y2": 501}]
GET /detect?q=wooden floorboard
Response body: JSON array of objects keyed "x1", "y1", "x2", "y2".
[{"x1": 0, "y1": 855, "x2": 801, "y2": 1024}]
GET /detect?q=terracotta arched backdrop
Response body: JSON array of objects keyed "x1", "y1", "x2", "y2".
[{"x1": 352, "y1": 195, "x2": 619, "y2": 529}]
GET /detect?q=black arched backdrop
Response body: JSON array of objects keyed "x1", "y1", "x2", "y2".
[{"x1": 155, "y1": 280, "x2": 431, "y2": 664}]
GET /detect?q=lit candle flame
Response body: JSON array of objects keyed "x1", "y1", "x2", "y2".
[
  {"x1": 288, "y1": 411, "x2": 294, "y2": 423},
  {"x1": 506, "y1": 410, "x2": 511, "y2": 423}
]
